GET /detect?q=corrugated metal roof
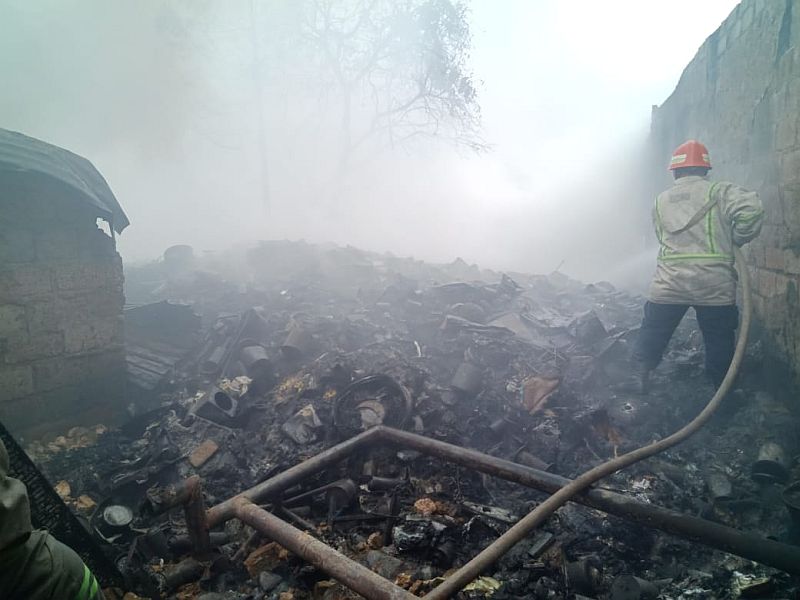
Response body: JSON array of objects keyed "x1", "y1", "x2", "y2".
[
  {"x1": 124, "y1": 302, "x2": 201, "y2": 392},
  {"x1": 0, "y1": 128, "x2": 129, "y2": 233}
]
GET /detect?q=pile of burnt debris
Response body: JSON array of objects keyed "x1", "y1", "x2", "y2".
[{"x1": 25, "y1": 241, "x2": 800, "y2": 599}]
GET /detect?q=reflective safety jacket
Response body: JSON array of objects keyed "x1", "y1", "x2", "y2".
[
  {"x1": 649, "y1": 175, "x2": 763, "y2": 306},
  {"x1": 0, "y1": 439, "x2": 103, "y2": 600}
]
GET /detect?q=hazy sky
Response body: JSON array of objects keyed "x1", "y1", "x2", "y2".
[
  {"x1": 469, "y1": 0, "x2": 740, "y2": 184},
  {"x1": 0, "y1": 0, "x2": 740, "y2": 283},
  {"x1": 443, "y1": 0, "x2": 741, "y2": 282}
]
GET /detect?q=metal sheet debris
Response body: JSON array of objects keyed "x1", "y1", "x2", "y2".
[{"x1": 21, "y1": 240, "x2": 800, "y2": 599}]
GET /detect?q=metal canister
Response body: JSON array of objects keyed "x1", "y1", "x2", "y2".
[
  {"x1": 102, "y1": 505, "x2": 133, "y2": 530},
  {"x1": 450, "y1": 362, "x2": 483, "y2": 395},
  {"x1": 751, "y1": 442, "x2": 789, "y2": 484},
  {"x1": 281, "y1": 327, "x2": 313, "y2": 360},
  {"x1": 705, "y1": 472, "x2": 733, "y2": 502},
  {"x1": 96, "y1": 504, "x2": 134, "y2": 540},
  {"x1": 326, "y1": 479, "x2": 358, "y2": 522},
  {"x1": 240, "y1": 345, "x2": 269, "y2": 372},
  {"x1": 239, "y1": 345, "x2": 274, "y2": 390},
  {"x1": 200, "y1": 345, "x2": 226, "y2": 376}
]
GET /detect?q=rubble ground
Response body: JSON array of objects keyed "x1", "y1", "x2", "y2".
[{"x1": 26, "y1": 241, "x2": 800, "y2": 599}]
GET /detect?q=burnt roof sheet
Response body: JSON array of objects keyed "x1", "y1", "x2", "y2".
[{"x1": 0, "y1": 128, "x2": 129, "y2": 233}]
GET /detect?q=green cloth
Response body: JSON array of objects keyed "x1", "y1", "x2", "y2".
[{"x1": 0, "y1": 439, "x2": 103, "y2": 599}]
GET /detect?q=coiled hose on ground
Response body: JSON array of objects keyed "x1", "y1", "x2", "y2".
[{"x1": 427, "y1": 246, "x2": 753, "y2": 600}]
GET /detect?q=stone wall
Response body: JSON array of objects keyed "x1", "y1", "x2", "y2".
[
  {"x1": 0, "y1": 183, "x2": 126, "y2": 437},
  {"x1": 650, "y1": 0, "x2": 800, "y2": 388}
]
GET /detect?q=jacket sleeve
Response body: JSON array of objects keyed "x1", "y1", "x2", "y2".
[
  {"x1": 0, "y1": 439, "x2": 33, "y2": 553},
  {"x1": 652, "y1": 195, "x2": 662, "y2": 241},
  {"x1": 717, "y1": 182, "x2": 764, "y2": 246}
]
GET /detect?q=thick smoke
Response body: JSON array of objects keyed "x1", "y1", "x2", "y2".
[{"x1": 0, "y1": 0, "x2": 737, "y2": 289}]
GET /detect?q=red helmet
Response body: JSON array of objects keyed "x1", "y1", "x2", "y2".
[{"x1": 669, "y1": 140, "x2": 711, "y2": 170}]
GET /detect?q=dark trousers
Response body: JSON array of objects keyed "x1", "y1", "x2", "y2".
[{"x1": 634, "y1": 302, "x2": 739, "y2": 388}]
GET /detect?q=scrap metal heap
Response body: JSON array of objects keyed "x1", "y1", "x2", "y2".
[{"x1": 24, "y1": 241, "x2": 800, "y2": 598}]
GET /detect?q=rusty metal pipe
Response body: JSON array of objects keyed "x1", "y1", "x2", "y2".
[
  {"x1": 276, "y1": 506, "x2": 318, "y2": 532},
  {"x1": 235, "y1": 502, "x2": 415, "y2": 600},
  {"x1": 168, "y1": 531, "x2": 229, "y2": 554},
  {"x1": 206, "y1": 427, "x2": 380, "y2": 527},
  {"x1": 198, "y1": 420, "x2": 800, "y2": 598},
  {"x1": 205, "y1": 424, "x2": 800, "y2": 579},
  {"x1": 149, "y1": 476, "x2": 199, "y2": 512},
  {"x1": 377, "y1": 427, "x2": 800, "y2": 580},
  {"x1": 183, "y1": 476, "x2": 212, "y2": 559},
  {"x1": 149, "y1": 475, "x2": 211, "y2": 559},
  {"x1": 232, "y1": 529, "x2": 261, "y2": 563}
]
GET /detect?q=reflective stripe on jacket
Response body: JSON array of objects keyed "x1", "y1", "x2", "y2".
[{"x1": 649, "y1": 175, "x2": 763, "y2": 305}]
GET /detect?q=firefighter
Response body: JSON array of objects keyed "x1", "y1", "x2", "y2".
[
  {"x1": 0, "y1": 438, "x2": 104, "y2": 600},
  {"x1": 634, "y1": 140, "x2": 764, "y2": 392}
]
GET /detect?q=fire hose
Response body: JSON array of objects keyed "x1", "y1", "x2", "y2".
[{"x1": 426, "y1": 246, "x2": 754, "y2": 599}]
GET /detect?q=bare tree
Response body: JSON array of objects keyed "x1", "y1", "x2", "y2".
[
  {"x1": 299, "y1": 0, "x2": 484, "y2": 172},
  {"x1": 157, "y1": 0, "x2": 484, "y2": 213}
]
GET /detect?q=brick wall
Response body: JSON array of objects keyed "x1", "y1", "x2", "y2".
[
  {"x1": 0, "y1": 185, "x2": 126, "y2": 437},
  {"x1": 650, "y1": 0, "x2": 800, "y2": 390}
]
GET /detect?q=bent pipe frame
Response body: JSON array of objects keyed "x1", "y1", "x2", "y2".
[
  {"x1": 236, "y1": 501, "x2": 416, "y2": 600},
  {"x1": 200, "y1": 426, "x2": 800, "y2": 599}
]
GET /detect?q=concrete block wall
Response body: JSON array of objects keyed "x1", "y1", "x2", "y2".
[
  {"x1": 650, "y1": 0, "x2": 800, "y2": 391},
  {"x1": 0, "y1": 190, "x2": 125, "y2": 437}
]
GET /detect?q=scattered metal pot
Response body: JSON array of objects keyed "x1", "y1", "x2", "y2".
[
  {"x1": 751, "y1": 442, "x2": 789, "y2": 485},
  {"x1": 200, "y1": 345, "x2": 227, "y2": 376},
  {"x1": 281, "y1": 327, "x2": 313, "y2": 360},
  {"x1": 706, "y1": 472, "x2": 733, "y2": 502},
  {"x1": 239, "y1": 344, "x2": 274, "y2": 391},
  {"x1": 93, "y1": 502, "x2": 135, "y2": 542},
  {"x1": 326, "y1": 479, "x2": 358, "y2": 522},
  {"x1": 101, "y1": 504, "x2": 133, "y2": 532}
]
